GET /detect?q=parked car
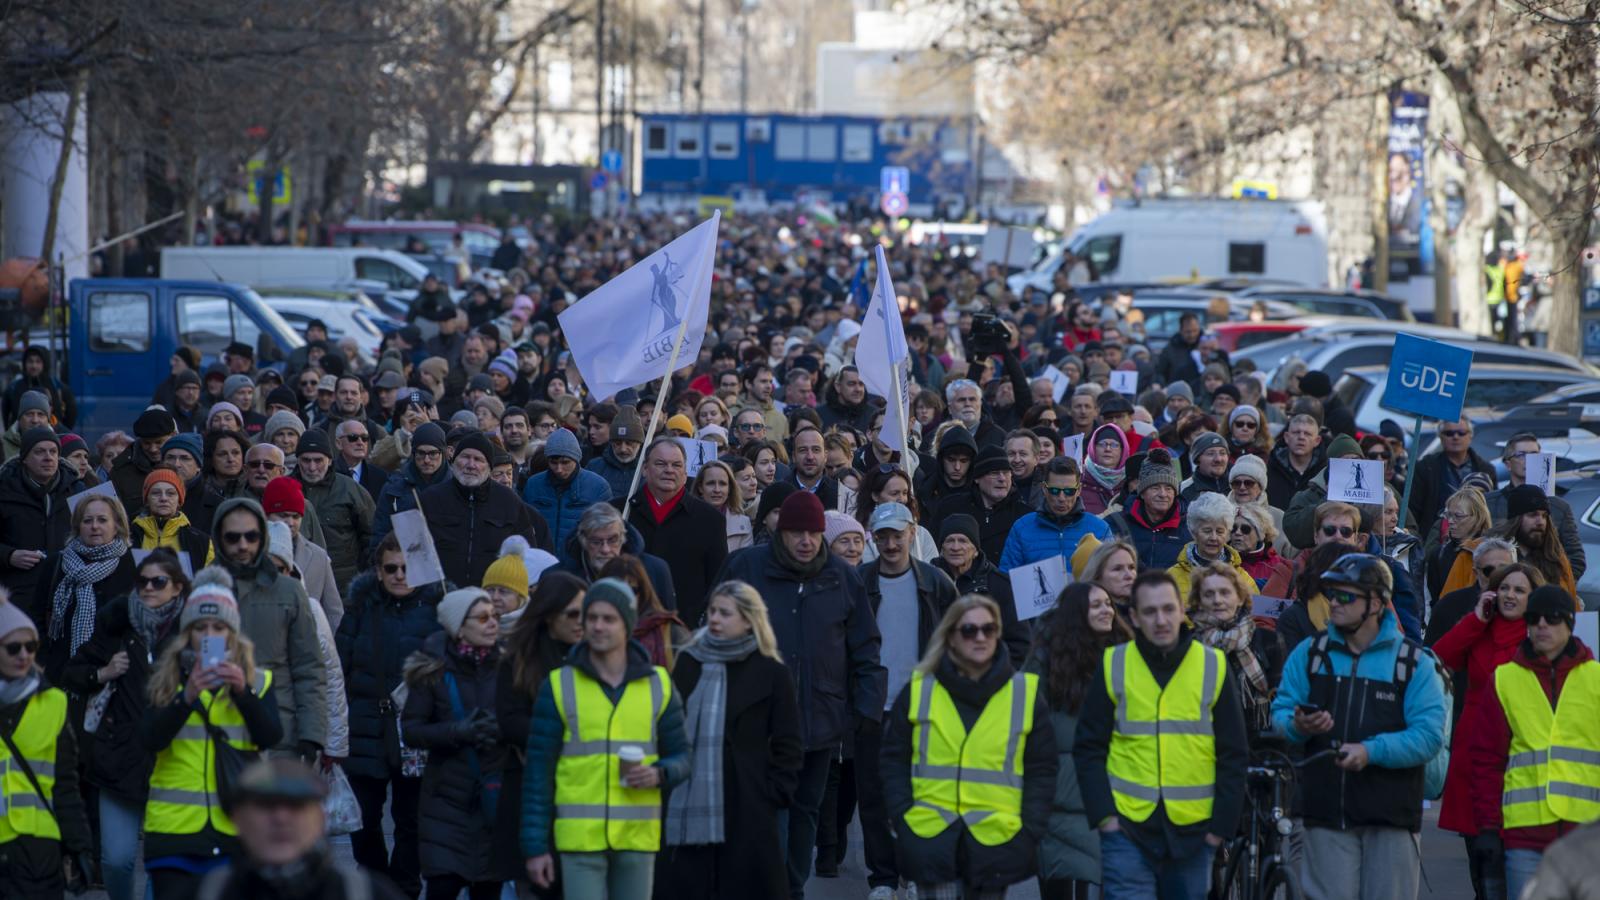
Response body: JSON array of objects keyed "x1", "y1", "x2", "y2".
[
  {"x1": 1238, "y1": 332, "x2": 1594, "y2": 383},
  {"x1": 257, "y1": 290, "x2": 389, "y2": 356},
  {"x1": 1234, "y1": 286, "x2": 1413, "y2": 321},
  {"x1": 326, "y1": 220, "x2": 501, "y2": 268},
  {"x1": 1333, "y1": 363, "x2": 1599, "y2": 435},
  {"x1": 1129, "y1": 290, "x2": 1302, "y2": 351},
  {"x1": 1554, "y1": 475, "x2": 1600, "y2": 608}
]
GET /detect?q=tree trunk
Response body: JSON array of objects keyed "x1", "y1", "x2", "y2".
[
  {"x1": 39, "y1": 74, "x2": 87, "y2": 266},
  {"x1": 1453, "y1": 165, "x2": 1498, "y2": 337},
  {"x1": 1369, "y1": 93, "x2": 1390, "y2": 292},
  {"x1": 1547, "y1": 223, "x2": 1588, "y2": 358}
]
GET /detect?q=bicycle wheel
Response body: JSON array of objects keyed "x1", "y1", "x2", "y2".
[
  {"x1": 1260, "y1": 862, "x2": 1303, "y2": 900},
  {"x1": 1211, "y1": 840, "x2": 1247, "y2": 900}
]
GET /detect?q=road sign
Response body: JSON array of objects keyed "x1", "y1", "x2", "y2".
[
  {"x1": 1383, "y1": 333, "x2": 1474, "y2": 422},
  {"x1": 601, "y1": 150, "x2": 624, "y2": 173},
  {"x1": 880, "y1": 166, "x2": 910, "y2": 196},
  {"x1": 245, "y1": 160, "x2": 291, "y2": 206},
  {"x1": 880, "y1": 191, "x2": 908, "y2": 217},
  {"x1": 589, "y1": 172, "x2": 608, "y2": 191}
]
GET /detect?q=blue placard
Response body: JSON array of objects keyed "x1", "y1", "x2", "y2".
[
  {"x1": 1586, "y1": 319, "x2": 1600, "y2": 357},
  {"x1": 589, "y1": 172, "x2": 608, "y2": 191},
  {"x1": 880, "y1": 166, "x2": 909, "y2": 195},
  {"x1": 601, "y1": 150, "x2": 624, "y2": 173},
  {"x1": 1382, "y1": 333, "x2": 1475, "y2": 422}
]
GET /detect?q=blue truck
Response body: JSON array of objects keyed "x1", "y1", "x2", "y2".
[{"x1": 34, "y1": 278, "x2": 305, "y2": 439}]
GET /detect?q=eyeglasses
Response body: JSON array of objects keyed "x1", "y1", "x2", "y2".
[
  {"x1": 246, "y1": 459, "x2": 280, "y2": 470},
  {"x1": 737, "y1": 422, "x2": 765, "y2": 432},
  {"x1": 1, "y1": 640, "x2": 38, "y2": 657},
  {"x1": 1037, "y1": 416, "x2": 1058, "y2": 426},
  {"x1": 465, "y1": 613, "x2": 496, "y2": 625},
  {"x1": 1478, "y1": 565, "x2": 1499, "y2": 579},
  {"x1": 1232, "y1": 522, "x2": 1256, "y2": 534},
  {"x1": 341, "y1": 433, "x2": 369, "y2": 443},
  {"x1": 1230, "y1": 478, "x2": 1258, "y2": 490},
  {"x1": 137, "y1": 575, "x2": 172, "y2": 590},
  {"x1": 382, "y1": 563, "x2": 407, "y2": 575},
  {"x1": 1320, "y1": 524, "x2": 1356, "y2": 539},
  {"x1": 1528, "y1": 612, "x2": 1571, "y2": 627},
  {"x1": 1044, "y1": 485, "x2": 1079, "y2": 497},
  {"x1": 1440, "y1": 429, "x2": 1470, "y2": 438},
  {"x1": 1444, "y1": 510, "x2": 1470, "y2": 522},
  {"x1": 1326, "y1": 589, "x2": 1365, "y2": 606},
  {"x1": 1367, "y1": 451, "x2": 1390, "y2": 461},
  {"x1": 414, "y1": 449, "x2": 443, "y2": 460},
  {"x1": 1233, "y1": 420, "x2": 1258, "y2": 430},
  {"x1": 299, "y1": 379, "x2": 319, "y2": 388},
  {"x1": 956, "y1": 623, "x2": 999, "y2": 640},
  {"x1": 223, "y1": 530, "x2": 262, "y2": 545},
  {"x1": 1509, "y1": 450, "x2": 1538, "y2": 460}
]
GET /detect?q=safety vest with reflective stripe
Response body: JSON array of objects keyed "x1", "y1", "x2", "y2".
[
  {"x1": 1104, "y1": 641, "x2": 1225, "y2": 826},
  {"x1": 0, "y1": 688, "x2": 67, "y2": 844},
  {"x1": 904, "y1": 670, "x2": 1038, "y2": 846},
  {"x1": 1495, "y1": 659, "x2": 1600, "y2": 828},
  {"x1": 549, "y1": 664, "x2": 671, "y2": 852},
  {"x1": 145, "y1": 671, "x2": 273, "y2": 837}
]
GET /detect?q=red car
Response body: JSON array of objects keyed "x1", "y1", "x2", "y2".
[{"x1": 1209, "y1": 321, "x2": 1310, "y2": 353}]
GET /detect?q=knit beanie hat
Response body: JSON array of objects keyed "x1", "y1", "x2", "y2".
[
  {"x1": 59, "y1": 433, "x2": 87, "y2": 459},
  {"x1": 182, "y1": 566, "x2": 241, "y2": 632},
  {"x1": 143, "y1": 468, "x2": 186, "y2": 506},
  {"x1": 134, "y1": 408, "x2": 177, "y2": 439},
  {"x1": 263, "y1": 410, "x2": 305, "y2": 442},
  {"x1": 450, "y1": 409, "x2": 480, "y2": 430},
  {"x1": 666, "y1": 414, "x2": 695, "y2": 436},
  {"x1": 824, "y1": 510, "x2": 865, "y2": 546},
  {"x1": 1165, "y1": 381, "x2": 1194, "y2": 402},
  {"x1": 412, "y1": 422, "x2": 447, "y2": 454},
  {"x1": 939, "y1": 513, "x2": 981, "y2": 549},
  {"x1": 0, "y1": 599, "x2": 38, "y2": 641},
  {"x1": 1228, "y1": 454, "x2": 1268, "y2": 487},
  {"x1": 777, "y1": 490, "x2": 826, "y2": 533},
  {"x1": 223, "y1": 374, "x2": 254, "y2": 400},
  {"x1": 454, "y1": 430, "x2": 495, "y2": 463},
  {"x1": 19, "y1": 426, "x2": 59, "y2": 459},
  {"x1": 1227, "y1": 405, "x2": 1262, "y2": 428},
  {"x1": 756, "y1": 482, "x2": 798, "y2": 527},
  {"x1": 18, "y1": 390, "x2": 50, "y2": 417},
  {"x1": 584, "y1": 578, "x2": 638, "y2": 632},
  {"x1": 262, "y1": 476, "x2": 306, "y2": 517},
  {"x1": 489, "y1": 349, "x2": 519, "y2": 381},
  {"x1": 437, "y1": 587, "x2": 491, "y2": 638},
  {"x1": 483, "y1": 553, "x2": 529, "y2": 600},
  {"x1": 1527, "y1": 584, "x2": 1578, "y2": 625},
  {"x1": 1071, "y1": 532, "x2": 1103, "y2": 580},
  {"x1": 208, "y1": 402, "x2": 244, "y2": 428},
  {"x1": 1327, "y1": 434, "x2": 1363, "y2": 460},
  {"x1": 163, "y1": 433, "x2": 203, "y2": 464},
  {"x1": 972, "y1": 446, "x2": 1011, "y2": 479},
  {"x1": 266, "y1": 520, "x2": 296, "y2": 570},
  {"x1": 1300, "y1": 370, "x2": 1333, "y2": 398},
  {"x1": 295, "y1": 428, "x2": 332, "y2": 460},
  {"x1": 1189, "y1": 431, "x2": 1228, "y2": 464},
  {"x1": 474, "y1": 395, "x2": 506, "y2": 420},
  {"x1": 544, "y1": 428, "x2": 582, "y2": 462},
  {"x1": 265, "y1": 385, "x2": 300, "y2": 411},
  {"x1": 1507, "y1": 483, "x2": 1550, "y2": 520},
  {"x1": 1139, "y1": 448, "x2": 1182, "y2": 493}
]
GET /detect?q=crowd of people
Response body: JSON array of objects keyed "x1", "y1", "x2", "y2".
[{"x1": 0, "y1": 210, "x2": 1597, "y2": 900}]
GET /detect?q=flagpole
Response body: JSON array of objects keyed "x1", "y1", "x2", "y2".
[{"x1": 620, "y1": 210, "x2": 718, "y2": 521}]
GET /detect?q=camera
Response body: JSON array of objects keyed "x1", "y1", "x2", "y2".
[{"x1": 966, "y1": 312, "x2": 1011, "y2": 362}]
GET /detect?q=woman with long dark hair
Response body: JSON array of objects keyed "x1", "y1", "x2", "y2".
[
  {"x1": 599, "y1": 555, "x2": 689, "y2": 662},
  {"x1": 1028, "y1": 582, "x2": 1132, "y2": 900},
  {"x1": 183, "y1": 429, "x2": 250, "y2": 533},
  {"x1": 854, "y1": 464, "x2": 937, "y2": 563}
]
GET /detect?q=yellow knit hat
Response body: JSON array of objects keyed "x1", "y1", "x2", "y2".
[
  {"x1": 1070, "y1": 532, "x2": 1103, "y2": 581},
  {"x1": 482, "y1": 553, "x2": 529, "y2": 600}
]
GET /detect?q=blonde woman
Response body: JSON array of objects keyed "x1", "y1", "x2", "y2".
[
  {"x1": 881, "y1": 595, "x2": 1056, "y2": 899},
  {"x1": 659, "y1": 581, "x2": 802, "y2": 898},
  {"x1": 1081, "y1": 538, "x2": 1140, "y2": 612},
  {"x1": 141, "y1": 567, "x2": 282, "y2": 898},
  {"x1": 36, "y1": 493, "x2": 137, "y2": 681},
  {"x1": 1185, "y1": 562, "x2": 1284, "y2": 735},
  {"x1": 694, "y1": 460, "x2": 753, "y2": 552},
  {"x1": 695, "y1": 395, "x2": 731, "y2": 430},
  {"x1": 1431, "y1": 486, "x2": 1493, "y2": 601}
]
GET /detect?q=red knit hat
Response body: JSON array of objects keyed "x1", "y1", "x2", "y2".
[
  {"x1": 262, "y1": 476, "x2": 305, "y2": 517},
  {"x1": 776, "y1": 491, "x2": 826, "y2": 533},
  {"x1": 143, "y1": 468, "x2": 186, "y2": 506}
]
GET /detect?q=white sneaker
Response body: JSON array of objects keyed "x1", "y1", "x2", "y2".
[{"x1": 867, "y1": 887, "x2": 897, "y2": 900}]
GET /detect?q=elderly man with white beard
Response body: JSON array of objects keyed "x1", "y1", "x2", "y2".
[{"x1": 419, "y1": 431, "x2": 549, "y2": 587}]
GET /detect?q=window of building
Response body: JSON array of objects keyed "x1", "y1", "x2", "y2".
[
  {"x1": 673, "y1": 122, "x2": 701, "y2": 158},
  {"x1": 806, "y1": 124, "x2": 836, "y2": 161},
  {"x1": 1228, "y1": 242, "x2": 1266, "y2": 274},
  {"x1": 842, "y1": 125, "x2": 873, "y2": 162},
  {"x1": 775, "y1": 123, "x2": 805, "y2": 160},
  {"x1": 709, "y1": 122, "x2": 739, "y2": 159},
  {"x1": 644, "y1": 123, "x2": 670, "y2": 157}
]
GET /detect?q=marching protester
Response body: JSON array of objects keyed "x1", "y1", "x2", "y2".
[
  {"x1": 131, "y1": 466, "x2": 215, "y2": 567},
  {"x1": 34, "y1": 493, "x2": 136, "y2": 681}
]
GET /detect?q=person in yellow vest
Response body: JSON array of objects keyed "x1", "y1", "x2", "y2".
[
  {"x1": 1073, "y1": 570, "x2": 1249, "y2": 900},
  {"x1": 522, "y1": 578, "x2": 690, "y2": 899},
  {"x1": 140, "y1": 566, "x2": 283, "y2": 899},
  {"x1": 0, "y1": 594, "x2": 92, "y2": 899},
  {"x1": 880, "y1": 592, "x2": 1057, "y2": 899},
  {"x1": 1468, "y1": 584, "x2": 1600, "y2": 900}
]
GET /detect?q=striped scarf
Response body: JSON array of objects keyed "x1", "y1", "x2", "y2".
[{"x1": 50, "y1": 538, "x2": 127, "y2": 658}]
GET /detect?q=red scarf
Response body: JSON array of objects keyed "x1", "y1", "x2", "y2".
[{"x1": 646, "y1": 486, "x2": 685, "y2": 525}]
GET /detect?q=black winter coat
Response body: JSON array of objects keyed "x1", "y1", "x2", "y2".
[
  {"x1": 615, "y1": 489, "x2": 728, "y2": 629},
  {"x1": 932, "y1": 555, "x2": 1030, "y2": 668},
  {"x1": 880, "y1": 655, "x2": 1057, "y2": 890},
  {"x1": 1406, "y1": 448, "x2": 1497, "y2": 539},
  {"x1": 181, "y1": 475, "x2": 246, "y2": 538},
  {"x1": 0, "y1": 460, "x2": 72, "y2": 604},
  {"x1": 861, "y1": 559, "x2": 958, "y2": 656},
  {"x1": 932, "y1": 488, "x2": 1032, "y2": 565},
  {"x1": 401, "y1": 632, "x2": 512, "y2": 882},
  {"x1": 30, "y1": 552, "x2": 137, "y2": 684},
  {"x1": 0, "y1": 679, "x2": 92, "y2": 900},
  {"x1": 108, "y1": 442, "x2": 156, "y2": 522},
  {"x1": 656, "y1": 651, "x2": 804, "y2": 900},
  {"x1": 335, "y1": 573, "x2": 445, "y2": 780},
  {"x1": 491, "y1": 628, "x2": 573, "y2": 881},
  {"x1": 1266, "y1": 443, "x2": 1326, "y2": 512},
  {"x1": 714, "y1": 544, "x2": 885, "y2": 751},
  {"x1": 420, "y1": 476, "x2": 549, "y2": 589},
  {"x1": 60, "y1": 597, "x2": 183, "y2": 800}
]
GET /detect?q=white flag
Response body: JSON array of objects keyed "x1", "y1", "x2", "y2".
[
  {"x1": 558, "y1": 212, "x2": 720, "y2": 401},
  {"x1": 855, "y1": 245, "x2": 912, "y2": 451}
]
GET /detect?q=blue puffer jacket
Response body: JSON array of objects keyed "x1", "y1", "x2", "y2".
[
  {"x1": 521, "y1": 468, "x2": 612, "y2": 562},
  {"x1": 370, "y1": 459, "x2": 449, "y2": 553},
  {"x1": 585, "y1": 445, "x2": 638, "y2": 500},
  {"x1": 998, "y1": 505, "x2": 1112, "y2": 573},
  {"x1": 335, "y1": 571, "x2": 445, "y2": 780}
]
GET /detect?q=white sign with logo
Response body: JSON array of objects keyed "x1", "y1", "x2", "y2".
[
  {"x1": 1251, "y1": 595, "x2": 1291, "y2": 621},
  {"x1": 390, "y1": 510, "x2": 445, "y2": 587},
  {"x1": 674, "y1": 438, "x2": 720, "y2": 477},
  {"x1": 66, "y1": 480, "x2": 118, "y2": 515},
  {"x1": 1009, "y1": 555, "x2": 1070, "y2": 622},
  {"x1": 1061, "y1": 433, "x2": 1084, "y2": 462},
  {"x1": 1109, "y1": 370, "x2": 1138, "y2": 396},
  {"x1": 1526, "y1": 451, "x2": 1557, "y2": 495},
  {"x1": 1042, "y1": 365, "x2": 1071, "y2": 403},
  {"x1": 1327, "y1": 458, "x2": 1386, "y2": 505}
]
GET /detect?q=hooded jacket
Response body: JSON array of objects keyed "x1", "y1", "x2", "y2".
[
  {"x1": 999, "y1": 503, "x2": 1112, "y2": 574},
  {"x1": 1080, "y1": 423, "x2": 1129, "y2": 516},
  {"x1": 213, "y1": 497, "x2": 329, "y2": 749},
  {"x1": 522, "y1": 466, "x2": 612, "y2": 560},
  {"x1": 585, "y1": 444, "x2": 641, "y2": 500},
  {"x1": 370, "y1": 458, "x2": 449, "y2": 553},
  {"x1": 552, "y1": 522, "x2": 678, "y2": 610},
  {"x1": 2, "y1": 347, "x2": 75, "y2": 428},
  {"x1": 916, "y1": 425, "x2": 979, "y2": 522}
]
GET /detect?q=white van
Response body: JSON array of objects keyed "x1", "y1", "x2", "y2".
[
  {"x1": 1007, "y1": 198, "x2": 1329, "y2": 294},
  {"x1": 160, "y1": 246, "x2": 433, "y2": 295}
]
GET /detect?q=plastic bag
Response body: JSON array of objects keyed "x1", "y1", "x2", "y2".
[
  {"x1": 83, "y1": 683, "x2": 114, "y2": 734},
  {"x1": 322, "y1": 764, "x2": 363, "y2": 836}
]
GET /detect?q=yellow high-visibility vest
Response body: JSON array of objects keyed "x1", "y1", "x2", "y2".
[
  {"x1": 1495, "y1": 659, "x2": 1600, "y2": 828},
  {"x1": 0, "y1": 688, "x2": 68, "y2": 843},
  {"x1": 145, "y1": 670, "x2": 272, "y2": 837},
  {"x1": 550, "y1": 664, "x2": 671, "y2": 852},
  {"x1": 1104, "y1": 641, "x2": 1225, "y2": 826},
  {"x1": 904, "y1": 669, "x2": 1038, "y2": 846}
]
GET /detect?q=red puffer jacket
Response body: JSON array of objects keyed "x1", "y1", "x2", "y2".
[{"x1": 1432, "y1": 609, "x2": 1527, "y2": 834}]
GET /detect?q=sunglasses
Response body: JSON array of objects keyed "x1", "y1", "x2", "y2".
[
  {"x1": 246, "y1": 459, "x2": 280, "y2": 470},
  {"x1": 342, "y1": 433, "x2": 369, "y2": 443},
  {"x1": 137, "y1": 575, "x2": 173, "y2": 590},
  {"x1": 1044, "y1": 485, "x2": 1079, "y2": 497},
  {"x1": 1368, "y1": 451, "x2": 1390, "y2": 461},
  {"x1": 1478, "y1": 565, "x2": 1499, "y2": 579},
  {"x1": 1233, "y1": 420, "x2": 1258, "y2": 430},
  {"x1": 1037, "y1": 416, "x2": 1058, "y2": 426},
  {"x1": 956, "y1": 623, "x2": 999, "y2": 640},
  {"x1": 1326, "y1": 588, "x2": 1364, "y2": 606},
  {"x1": 1321, "y1": 525, "x2": 1356, "y2": 539},
  {"x1": 2, "y1": 640, "x2": 38, "y2": 657},
  {"x1": 1232, "y1": 522, "x2": 1255, "y2": 533},
  {"x1": 737, "y1": 422, "x2": 765, "y2": 432},
  {"x1": 223, "y1": 530, "x2": 262, "y2": 545},
  {"x1": 1230, "y1": 478, "x2": 1258, "y2": 490},
  {"x1": 383, "y1": 563, "x2": 407, "y2": 575},
  {"x1": 1440, "y1": 429, "x2": 1470, "y2": 438},
  {"x1": 465, "y1": 613, "x2": 496, "y2": 625},
  {"x1": 1528, "y1": 612, "x2": 1571, "y2": 627}
]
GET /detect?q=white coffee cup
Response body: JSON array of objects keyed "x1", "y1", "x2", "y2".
[{"x1": 618, "y1": 745, "x2": 645, "y2": 784}]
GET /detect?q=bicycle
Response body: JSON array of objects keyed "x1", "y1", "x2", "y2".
[{"x1": 1210, "y1": 741, "x2": 1342, "y2": 900}]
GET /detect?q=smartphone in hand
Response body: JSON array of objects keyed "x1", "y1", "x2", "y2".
[{"x1": 200, "y1": 635, "x2": 227, "y2": 669}]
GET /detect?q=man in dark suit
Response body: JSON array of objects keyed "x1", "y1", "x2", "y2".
[{"x1": 333, "y1": 418, "x2": 389, "y2": 502}]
